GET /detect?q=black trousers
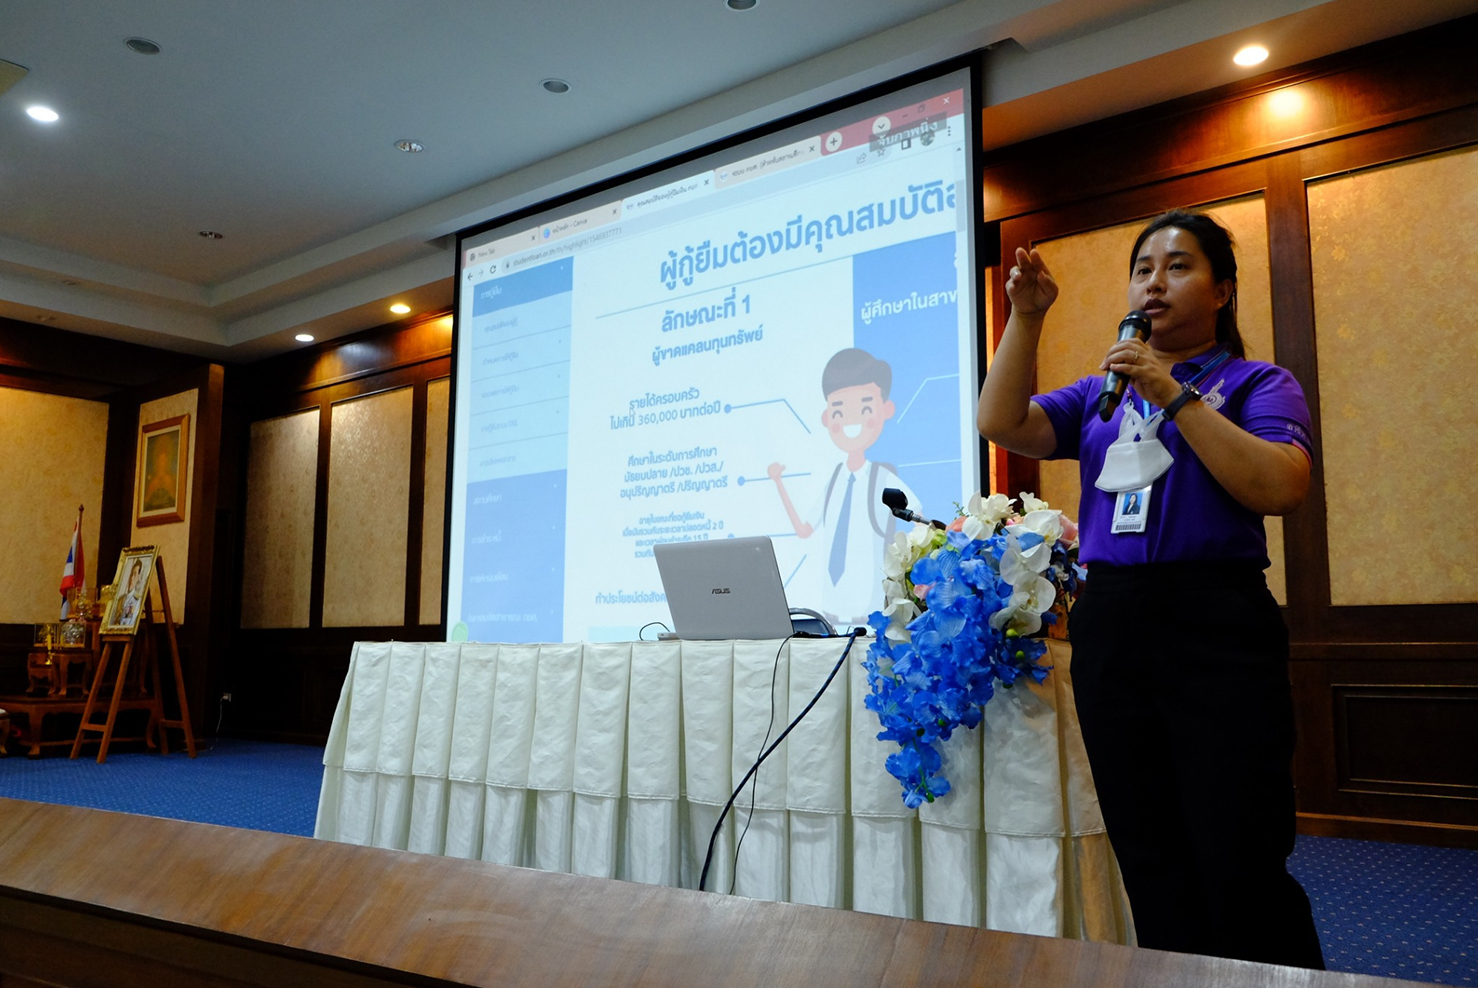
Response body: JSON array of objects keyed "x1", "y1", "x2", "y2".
[{"x1": 1069, "y1": 561, "x2": 1325, "y2": 969}]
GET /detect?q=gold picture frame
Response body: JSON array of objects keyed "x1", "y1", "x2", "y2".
[
  {"x1": 137, "y1": 414, "x2": 189, "y2": 527},
  {"x1": 32, "y1": 622, "x2": 63, "y2": 647},
  {"x1": 100, "y1": 546, "x2": 158, "y2": 635}
]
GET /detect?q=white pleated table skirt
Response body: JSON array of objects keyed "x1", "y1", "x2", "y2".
[{"x1": 315, "y1": 637, "x2": 1133, "y2": 943}]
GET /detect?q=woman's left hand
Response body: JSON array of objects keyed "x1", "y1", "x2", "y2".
[{"x1": 1102, "y1": 340, "x2": 1180, "y2": 410}]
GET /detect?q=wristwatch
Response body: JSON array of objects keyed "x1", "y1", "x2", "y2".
[{"x1": 1163, "y1": 381, "x2": 1203, "y2": 421}]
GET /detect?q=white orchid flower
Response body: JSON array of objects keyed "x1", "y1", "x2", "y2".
[
  {"x1": 978, "y1": 492, "x2": 1014, "y2": 525},
  {"x1": 1000, "y1": 533, "x2": 1051, "y2": 586},
  {"x1": 883, "y1": 592, "x2": 920, "y2": 624},
  {"x1": 881, "y1": 577, "x2": 907, "y2": 607},
  {"x1": 906, "y1": 520, "x2": 935, "y2": 550},
  {"x1": 1018, "y1": 491, "x2": 1049, "y2": 514},
  {"x1": 988, "y1": 575, "x2": 1057, "y2": 636},
  {"x1": 883, "y1": 599, "x2": 917, "y2": 640},
  {"x1": 1016, "y1": 574, "x2": 1057, "y2": 613},
  {"x1": 1014, "y1": 509, "x2": 1064, "y2": 547},
  {"x1": 882, "y1": 535, "x2": 911, "y2": 581},
  {"x1": 962, "y1": 491, "x2": 1014, "y2": 538},
  {"x1": 961, "y1": 513, "x2": 993, "y2": 541}
]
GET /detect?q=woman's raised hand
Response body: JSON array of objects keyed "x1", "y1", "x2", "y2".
[
  {"x1": 978, "y1": 246, "x2": 1059, "y2": 456},
  {"x1": 1005, "y1": 247, "x2": 1058, "y2": 316}
]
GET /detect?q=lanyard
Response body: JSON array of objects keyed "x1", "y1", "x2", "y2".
[{"x1": 1138, "y1": 347, "x2": 1233, "y2": 420}]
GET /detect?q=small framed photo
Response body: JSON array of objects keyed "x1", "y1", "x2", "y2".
[
  {"x1": 137, "y1": 414, "x2": 190, "y2": 527},
  {"x1": 100, "y1": 546, "x2": 158, "y2": 635}
]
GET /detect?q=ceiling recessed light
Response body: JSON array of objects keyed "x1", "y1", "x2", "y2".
[
  {"x1": 727, "y1": 0, "x2": 758, "y2": 9},
  {"x1": 395, "y1": 139, "x2": 425, "y2": 153},
  {"x1": 295, "y1": 333, "x2": 315, "y2": 343},
  {"x1": 1234, "y1": 45, "x2": 1269, "y2": 67},
  {"x1": 390, "y1": 303, "x2": 412, "y2": 315},
  {"x1": 198, "y1": 230, "x2": 224, "y2": 239},
  {"x1": 541, "y1": 78, "x2": 570, "y2": 94},
  {"x1": 125, "y1": 37, "x2": 161, "y2": 55},
  {"x1": 26, "y1": 105, "x2": 59, "y2": 123}
]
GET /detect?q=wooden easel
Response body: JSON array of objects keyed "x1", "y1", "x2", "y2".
[{"x1": 71, "y1": 556, "x2": 197, "y2": 764}]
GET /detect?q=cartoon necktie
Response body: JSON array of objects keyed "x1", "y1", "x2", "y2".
[{"x1": 829, "y1": 472, "x2": 855, "y2": 585}]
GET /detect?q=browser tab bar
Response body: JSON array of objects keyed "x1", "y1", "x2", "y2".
[
  {"x1": 538, "y1": 200, "x2": 622, "y2": 245},
  {"x1": 622, "y1": 171, "x2": 715, "y2": 220},
  {"x1": 467, "y1": 228, "x2": 540, "y2": 266},
  {"x1": 714, "y1": 136, "x2": 820, "y2": 190}
]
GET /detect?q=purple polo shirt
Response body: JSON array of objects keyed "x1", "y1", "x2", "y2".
[{"x1": 1031, "y1": 348, "x2": 1313, "y2": 567}]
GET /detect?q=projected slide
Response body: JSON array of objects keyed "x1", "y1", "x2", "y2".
[{"x1": 450, "y1": 74, "x2": 979, "y2": 643}]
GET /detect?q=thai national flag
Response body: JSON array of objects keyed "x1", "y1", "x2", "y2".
[{"x1": 59, "y1": 508, "x2": 85, "y2": 620}]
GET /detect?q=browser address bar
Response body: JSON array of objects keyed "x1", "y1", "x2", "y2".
[{"x1": 504, "y1": 225, "x2": 625, "y2": 270}]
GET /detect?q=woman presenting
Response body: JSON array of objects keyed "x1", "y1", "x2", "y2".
[{"x1": 977, "y1": 210, "x2": 1323, "y2": 969}]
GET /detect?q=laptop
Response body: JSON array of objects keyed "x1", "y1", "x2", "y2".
[{"x1": 653, "y1": 536, "x2": 796, "y2": 640}]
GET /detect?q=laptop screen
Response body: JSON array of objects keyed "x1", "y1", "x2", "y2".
[{"x1": 653, "y1": 537, "x2": 795, "y2": 640}]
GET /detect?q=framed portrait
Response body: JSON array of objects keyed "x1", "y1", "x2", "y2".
[
  {"x1": 100, "y1": 546, "x2": 158, "y2": 635},
  {"x1": 137, "y1": 414, "x2": 190, "y2": 527}
]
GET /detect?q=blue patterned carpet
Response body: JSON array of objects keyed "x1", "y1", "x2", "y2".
[
  {"x1": 0, "y1": 738, "x2": 1474, "y2": 984},
  {"x1": 0, "y1": 738, "x2": 322, "y2": 837},
  {"x1": 1289, "y1": 835, "x2": 1477, "y2": 985}
]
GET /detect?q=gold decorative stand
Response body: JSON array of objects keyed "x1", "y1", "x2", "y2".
[{"x1": 70, "y1": 556, "x2": 197, "y2": 764}]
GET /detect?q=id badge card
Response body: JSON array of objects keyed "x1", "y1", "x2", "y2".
[{"x1": 1111, "y1": 484, "x2": 1152, "y2": 534}]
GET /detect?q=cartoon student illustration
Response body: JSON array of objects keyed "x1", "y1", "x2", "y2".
[{"x1": 768, "y1": 348, "x2": 920, "y2": 627}]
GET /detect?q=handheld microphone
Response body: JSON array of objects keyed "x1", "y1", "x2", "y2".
[
  {"x1": 1096, "y1": 310, "x2": 1152, "y2": 422},
  {"x1": 881, "y1": 488, "x2": 946, "y2": 530}
]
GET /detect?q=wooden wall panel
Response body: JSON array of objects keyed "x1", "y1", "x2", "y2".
[
  {"x1": 421, "y1": 377, "x2": 450, "y2": 625},
  {"x1": 322, "y1": 387, "x2": 414, "y2": 628},
  {"x1": 247, "y1": 314, "x2": 453, "y2": 397},
  {"x1": 224, "y1": 315, "x2": 451, "y2": 742},
  {"x1": 1308, "y1": 144, "x2": 1478, "y2": 606},
  {"x1": 0, "y1": 318, "x2": 203, "y2": 397},
  {"x1": 0, "y1": 388, "x2": 108, "y2": 624},
  {"x1": 240, "y1": 410, "x2": 319, "y2": 629},
  {"x1": 1334, "y1": 684, "x2": 1478, "y2": 797},
  {"x1": 1294, "y1": 656, "x2": 1478, "y2": 838}
]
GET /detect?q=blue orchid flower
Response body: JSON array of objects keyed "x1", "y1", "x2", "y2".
[{"x1": 864, "y1": 515, "x2": 1065, "y2": 809}]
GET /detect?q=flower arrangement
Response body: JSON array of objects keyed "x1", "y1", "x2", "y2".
[{"x1": 863, "y1": 492, "x2": 1080, "y2": 808}]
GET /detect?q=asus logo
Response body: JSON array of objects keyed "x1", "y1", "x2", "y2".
[{"x1": 710, "y1": 587, "x2": 731, "y2": 595}]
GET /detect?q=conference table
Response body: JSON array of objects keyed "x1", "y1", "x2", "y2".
[{"x1": 315, "y1": 635, "x2": 1134, "y2": 944}]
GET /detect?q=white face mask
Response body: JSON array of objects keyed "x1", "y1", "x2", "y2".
[{"x1": 1095, "y1": 403, "x2": 1173, "y2": 493}]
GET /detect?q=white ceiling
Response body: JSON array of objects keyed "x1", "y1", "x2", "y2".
[{"x1": 0, "y1": 0, "x2": 1472, "y2": 362}]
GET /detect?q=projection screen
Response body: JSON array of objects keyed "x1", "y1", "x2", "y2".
[{"x1": 448, "y1": 63, "x2": 982, "y2": 643}]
